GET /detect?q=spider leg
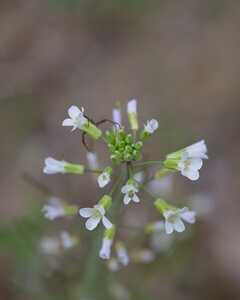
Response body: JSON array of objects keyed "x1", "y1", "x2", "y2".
[
  {"x1": 81, "y1": 132, "x2": 91, "y2": 151},
  {"x1": 96, "y1": 119, "x2": 121, "y2": 128}
]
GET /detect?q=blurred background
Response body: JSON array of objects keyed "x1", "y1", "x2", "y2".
[{"x1": 0, "y1": 0, "x2": 240, "y2": 299}]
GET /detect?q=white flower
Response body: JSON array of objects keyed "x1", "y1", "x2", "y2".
[
  {"x1": 86, "y1": 152, "x2": 100, "y2": 170},
  {"x1": 40, "y1": 237, "x2": 60, "y2": 255},
  {"x1": 177, "y1": 140, "x2": 208, "y2": 181},
  {"x1": 62, "y1": 105, "x2": 87, "y2": 131},
  {"x1": 112, "y1": 108, "x2": 122, "y2": 125},
  {"x1": 116, "y1": 243, "x2": 129, "y2": 266},
  {"x1": 79, "y1": 204, "x2": 112, "y2": 231},
  {"x1": 98, "y1": 171, "x2": 111, "y2": 188},
  {"x1": 144, "y1": 119, "x2": 159, "y2": 134},
  {"x1": 163, "y1": 207, "x2": 196, "y2": 234},
  {"x1": 43, "y1": 157, "x2": 66, "y2": 174},
  {"x1": 99, "y1": 238, "x2": 113, "y2": 260},
  {"x1": 60, "y1": 231, "x2": 77, "y2": 249},
  {"x1": 121, "y1": 182, "x2": 140, "y2": 205},
  {"x1": 42, "y1": 197, "x2": 65, "y2": 220},
  {"x1": 127, "y1": 99, "x2": 137, "y2": 113}
]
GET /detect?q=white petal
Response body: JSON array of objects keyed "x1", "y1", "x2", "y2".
[
  {"x1": 123, "y1": 194, "x2": 131, "y2": 205},
  {"x1": 85, "y1": 216, "x2": 101, "y2": 231},
  {"x1": 79, "y1": 208, "x2": 94, "y2": 218},
  {"x1": 132, "y1": 194, "x2": 140, "y2": 203},
  {"x1": 43, "y1": 158, "x2": 65, "y2": 174},
  {"x1": 112, "y1": 108, "x2": 122, "y2": 125},
  {"x1": 188, "y1": 158, "x2": 203, "y2": 170},
  {"x1": 163, "y1": 210, "x2": 175, "y2": 220},
  {"x1": 99, "y1": 238, "x2": 112, "y2": 260},
  {"x1": 173, "y1": 218, "x2": 185, "y2": 232},
  {"x1": 185, "y1": 140, "x2": 208, "y2": 159},
  {"x1": 145, "y1": 119, "x2": 159, "y2": 133},
  {"x1": 180, "y1": 210, "x2": 196, "y2": 224},
  {"x1": 68, "y1": 105, "x2": 81, "y2": 119},
  {"x1": 45, "y1": 157, "x2": 55, "y2": 165},
  {"x1": 62, "y1": 118, "x2": 74, "y2": 126},
  {"x1": 43, "y1": 167, "x2": 55, "y2": 174},
  {"x1": 102, "y1": 216, "x2": 113, "y2": 229},
  {"x1": 165, "y1": 221, "x2": 174, "y2": 234},
  {"x1": 97, "y1": 173, "x2": 110, "y2": 188},
  {"x1": 121, "y1": 184, "x2": 129, "y2": 193},
  {"x1": 127, "y1": 99, "x2": 137, "y2": 113},
  {"x1": 182, "y1": 168, "x2": 200, "y2": 181}
]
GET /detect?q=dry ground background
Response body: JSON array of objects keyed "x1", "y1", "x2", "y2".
[{"x1": 0, "y1": 0, "x2": 240, "y2": 299}]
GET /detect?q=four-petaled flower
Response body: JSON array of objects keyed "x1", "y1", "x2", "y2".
[
  {"x1": 44, "y1": 157, "x2": 66, "y2": 174},
  {"x1": 177, "y1": 140, "x2": 208, "y2": 181},
  {"x1": 144, "y1": 119, "x2": 159, "y2": 134},
  {"x1": 163, "y1": 207, "x2": 196, "y2": 234},
  {"x1": 98, "y1": 172, "x2": 111, "y2": 188},
  {"x1": 62, "y1": 105, "x2": 87, "y2": 131},
  {"x1": 42, "y1": 197, "x2": 65, "y2": 220},
  {"x1": 79, "y1": 204, "x2": 112, "y2": 231},
  {"x1": 121, "y1": 181, "x2": 140, "y2": 205}
]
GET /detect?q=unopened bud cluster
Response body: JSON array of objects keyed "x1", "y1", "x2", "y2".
[{"x1": 106, "y1": 129, "x2": 143, "y2": 164}]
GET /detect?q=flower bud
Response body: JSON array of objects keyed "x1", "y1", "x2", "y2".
[{"x1": 127, "y1": 99, "x2": 138, "y2": 130}]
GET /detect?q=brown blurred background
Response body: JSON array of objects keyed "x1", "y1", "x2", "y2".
[{"x1": 0, "y1": 0, "x2": 240, "y2": 299}]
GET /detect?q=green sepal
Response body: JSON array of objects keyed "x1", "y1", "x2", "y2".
[
  {"x1": 103, "y1": 166, "x2": 112, "y2": 175},
  {"x1": 104, "y1": 225, "x2": 116, "y2": 240},
  {"x1": 82, "y1": 122, "x2": 102, "y2": 139},
  {"x1": 128, "y1": 112, "x2": 139, "y2": 131},
  {"x1": 64, "y1": 163, "x2": 85, "y2": 174},
  {"x1": 99, "y1": 195, "x2": 112, "y2": 211},
  {"x1": 154, "y1": 198, "x2": 176, "y2": 213},
  {"x1": 155, "y1": 167, "x2": 176, "y2": 179},
  {"x1": 166, "y1": 150, "x2": 182, "y2": 161},
  {"x1": 140, "y1": 129, "x2": 150, "y2": 141}
]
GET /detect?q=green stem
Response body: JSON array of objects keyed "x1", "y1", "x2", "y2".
[{"x1": 133, "y1": 160, "x2": 163, "y2": 167}]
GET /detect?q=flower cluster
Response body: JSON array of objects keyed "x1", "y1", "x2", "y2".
[{"x1": 42, "y1": 99, "x2": 208, "y2": 267}]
